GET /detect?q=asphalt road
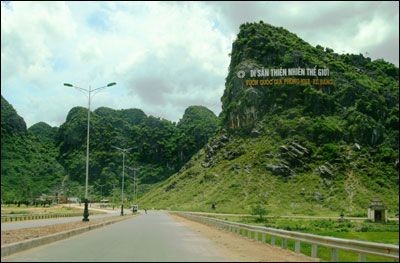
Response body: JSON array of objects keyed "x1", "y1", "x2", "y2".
[{"x1": 2, "y1": 211, "x2": 233, "y2": 262}]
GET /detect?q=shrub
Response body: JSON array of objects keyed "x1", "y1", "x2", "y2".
[{"x1": 251, "y1": 204, "x2": 268, "y2": 222}]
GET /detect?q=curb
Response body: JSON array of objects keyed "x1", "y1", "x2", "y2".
[{"x1": 1, "y1": 215, "x2": 133, "y2": 257}]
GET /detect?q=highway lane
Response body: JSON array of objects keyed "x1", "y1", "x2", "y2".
[{"x1": 2, "y1": 211, "x2": 234, "y2": 262}]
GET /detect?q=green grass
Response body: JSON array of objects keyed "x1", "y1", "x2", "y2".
[
  {"x1": 315, "y1": 231, "x2": 399, "y2": 245},
  {"x1": 211, "y1": 214, "x2": 399, "y2": 262},
  {"x1": 139, "y1": 133, "x2": 399, "y2": 217},
  {"x1": 296, "y1": 232, "x2": 398, "y2": 262},
  {"x1": 209, "y1": 214, "x2": 399, "y2": 239},
  {"x1": 231, "y1": 226, "x2": 398, "y2": 262},
  {"x1": 283, "y1": 238, "x2": 397, "y2": 262}
]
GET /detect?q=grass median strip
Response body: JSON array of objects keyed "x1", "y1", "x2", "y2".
[{"x1": 1, "y1": 215, "x2": 133, "y2": 246}]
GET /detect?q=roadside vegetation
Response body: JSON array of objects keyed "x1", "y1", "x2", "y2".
[{"x1": 205, "y1": 213, "x2": 399, "y2": 262}]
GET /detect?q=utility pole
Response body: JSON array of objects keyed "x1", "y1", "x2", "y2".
[
  {"x1": 112, "y1": 146, "x2": 133, "y2": 216},
  {"x1": 64, "y1": 81, "x2": 116, "y2": 221}
]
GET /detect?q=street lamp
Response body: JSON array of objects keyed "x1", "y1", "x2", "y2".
[
  {"x1": 64, "y1": 81, "x2": 116, "y2": 221},
  {"x1": 127, "y1": 166, "x2": 139, "y2": 205},
  {"x1": 112, "y1": 146, "x2": 134, "y2": 216}
]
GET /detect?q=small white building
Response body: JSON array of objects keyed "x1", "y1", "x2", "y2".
[{"x1": 367, "y1": 198, "x2": 387, "y2": 222}]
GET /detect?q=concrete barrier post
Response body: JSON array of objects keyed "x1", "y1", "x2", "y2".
[
  {"x1": 358, "y1": 253, "x2": 366, "y2": 262},
  {"x1": 295, "y1": 241, "x2": 301, "y2": 253},
  {"x1": 331, "y1": 248, "x2": 338, "y2": 262},
  {"x1": 282, "y1": 238, "x2": 287, "y2": 249},
  {"x1": 311, "y1": 244, "x2": 318, "y2": 258}
]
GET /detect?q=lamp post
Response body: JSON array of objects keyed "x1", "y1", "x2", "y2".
[
  {"x1": 64, "y1": 82, "x2": 116, "y2": 221},
  {"x1": 127, "y1": 166, "x2": 139, "y2": 205},
  {"x1": 112, "y1": 146, "x2": 133, "y2": 216}
]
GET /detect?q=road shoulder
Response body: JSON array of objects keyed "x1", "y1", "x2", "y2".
[{"x1": 170, "y1": 213, "x2": 319, "y2": 262}]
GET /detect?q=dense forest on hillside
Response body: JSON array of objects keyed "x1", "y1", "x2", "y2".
[
  {"x1": 1, "y1": 96, "x2": 66, "y2": 202},
  {"x1": 1, "y1": 95, "x2": 218, "y2": 202}
]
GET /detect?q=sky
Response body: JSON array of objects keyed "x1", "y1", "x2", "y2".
[{"x1": 1, "y1": 1, "x2": 399, "y2": 128}]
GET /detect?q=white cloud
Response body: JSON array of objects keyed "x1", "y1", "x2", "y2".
[
  {"x1": 207, "y1": 1, "x2": 399, "y2": 63},
  {"x1": 1, "y1": 1, "x2": 398, "y2": 128},
  {"x1": 1, "y1": 2, "x2": 76, "y2": 87},
  {"x1": 354, "y1": 16, "x2": 393, "y2": 48},
  {"x1": 77, "y1": 38, "x2": 104, "y2": 63}
]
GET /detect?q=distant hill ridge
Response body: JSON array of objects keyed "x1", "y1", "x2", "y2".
[{"x1": 1, "y1": 95, "x2": 218, "y2": 202}]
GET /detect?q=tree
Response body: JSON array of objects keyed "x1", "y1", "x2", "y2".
[{"x1": 251, "y1": 203, "x2": 268, "y2": 222}]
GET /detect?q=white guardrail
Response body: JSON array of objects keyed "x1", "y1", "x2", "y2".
[{"x1": 172, "y1": 212, "x2": 399, "y2": 262}]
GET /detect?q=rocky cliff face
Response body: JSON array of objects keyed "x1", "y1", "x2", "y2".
[{"x1": 220, "y1": 22, "x2": 398, "y2": 150}]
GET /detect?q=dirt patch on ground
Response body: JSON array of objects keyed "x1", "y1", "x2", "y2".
[
  {"x1": 170, "y1": 213, "x2": 319, "y2": 262},
  {"x1": 1, "y1": 216, "x2": 130, "y2": 246}
]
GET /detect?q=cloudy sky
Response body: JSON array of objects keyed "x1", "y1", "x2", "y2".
[{"x1": 1, "y1": 1, "x2": 398, "y2": 127}]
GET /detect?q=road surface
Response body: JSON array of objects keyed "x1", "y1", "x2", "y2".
[{"x1": 2, "y1": 211, "x2": 234, "y2": 262}]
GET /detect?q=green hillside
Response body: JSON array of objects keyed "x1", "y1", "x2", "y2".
[
  {"x1": 55, "y1": 104, "x2": 219, "y2": 198},
  {"x1": 1, "y1": 96, "x2": 218, "y2": 202},
  {"x1": 139, "y1": 22, "x2": 399, "y2": 216},
  {"x1": 1, "y1": 96, "x2": 66, "y2": 202},
  {"x1": 28, "y1": 122, "x2": 59, "y2": 144}
]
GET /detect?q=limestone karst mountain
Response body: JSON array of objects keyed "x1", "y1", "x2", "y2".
[{"x1": 139, "y1": 22, "x2": 399, "y2": 216}]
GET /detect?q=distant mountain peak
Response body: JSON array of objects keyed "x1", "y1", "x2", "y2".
[{"x1": 1, "y1": 95, "x2": 27, "y2": 136}]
